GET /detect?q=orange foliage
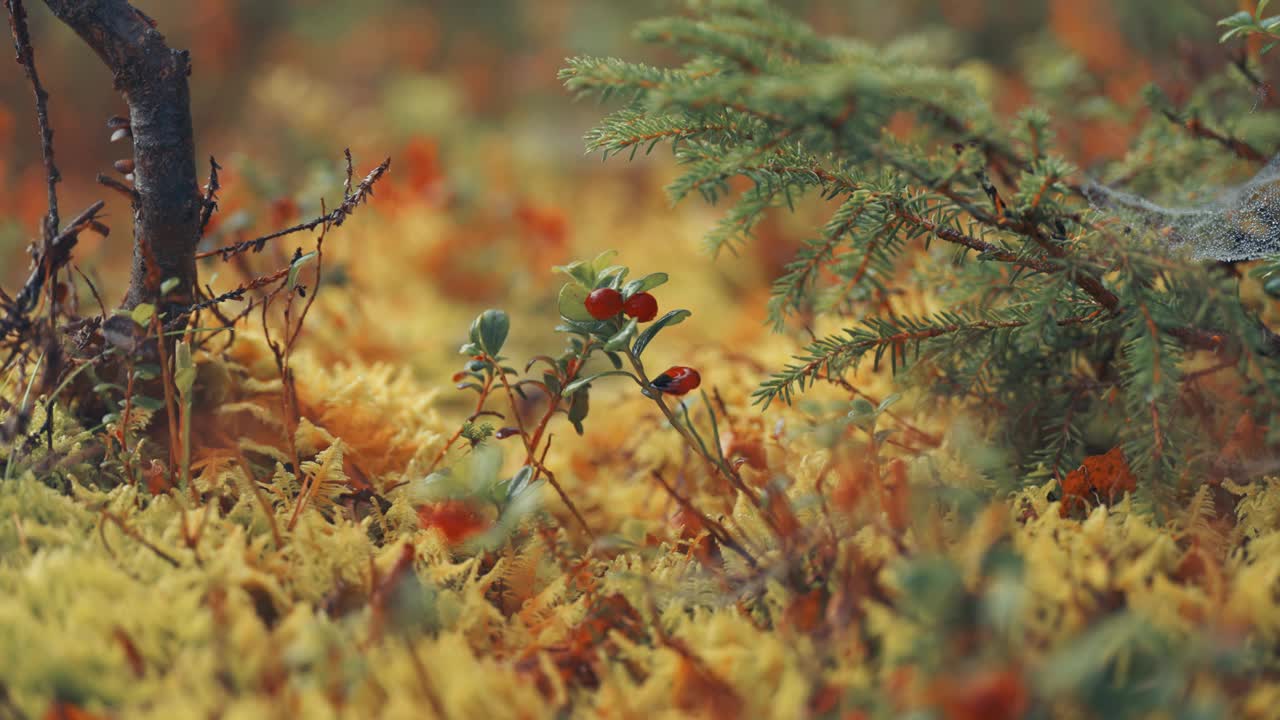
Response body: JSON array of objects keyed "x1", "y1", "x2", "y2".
[
  {"x1": 368, "y1": 542, "x2": 417, "y2": 642},
  {"x1": 416, "y1": 229, "x2": 507, "y2": 302},
  {"x1": 112, "y1": 626, "x2": 146, "y2": 678},
  {"x1": 142, "y1": 458, "x2": 170, "y2": 496},
  {"x1": 928, "y1": 668, "x2": 1030, "y2": 720},
  {"x1": 783, "y1": 588, "x2": 827, "y2": 634},
  {"x1": 670, "y1": 507, "x2": 719, "y2": 565},
  {"x1": 416, "y1": 500, "x2": 490, "y2": 543},
  {"x1": 1048, "y1": 0, "x2": 1148, "y2": 162},
  {"x1": 939, "y1": 0, "x2": 987, "y2": 31},
  {"x1": 188, "y1": 4, "x2": 241, "y2": 73},
  {"x1": 415, "y1": 196, "x2": 572, "y2": 300},
  {"x1": 881, "y1": 458, "x2": 911, "y2": 532},
  {"x1": 808, "y1": 683, "x2": 843, "y2": 715},
  {"x1": 671, "y1": 654, "x2": 745, "y2": 720},
  {"x1": 1174, "y1": 542, "x2": 1216, "y2": 588},
  {"x1": 0, "y1": 107, "x2": 13, "y2": 153},
  {"x1": 1076, "y1": 118, "x2": 1137, "y2": 165},
  {"x1": 1049, "y1": 0, "x2": 1133, "y2": 76},
  {"x1": 886, "y1": 110, "x2": 917, "y2": 140},
  {"x1": 515, "y1": 201, "x2": 571, "y2": 276},
  {"x1": 721, "y1": 426, "x2": 768, "y2": 472},
  {"x1": 833, "y1": 463, "x2": 871, "y2": 515},
  {"x1": 1218, "y1": 413, "x2": 1267, "y2": 472},
  {"x1": 267, "y1": 197, "x2": 299, "y2": 228},
  {"x1": 397, "y1": 137, "x2": 447, "y2": 202},
  {"x1": 886, "y1": 666, "x2": 920, "y2": 713},
  {"x1": 42, "y1": 703, "x2": 109, "y2": 720},
  {"x1": 295, "y1": 399, "x2": 425, "y2": 481},
  {"x1": 517, "y1": 593, "x2": 648, "y2": 698},
  {"x1": 515, "y1": 202, "x2": 568, "y2": 249},
  {"x1": 1059, "y1": 446, "x2": 1137, "y2": 517},
  {"x1": 764, "y1": 484, "x2": 801, "y2": 539}
]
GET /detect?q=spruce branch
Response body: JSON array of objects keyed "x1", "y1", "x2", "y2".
[
  {"x1": 1159, "y1": 108, "x2": 1268, "y2": 164},
  {"x1": 567, "y1": 0, "x2": 1280, "y2": 490},
  {"x1": 753, "y1": 312, "x2": 1027, "y2": 408}
]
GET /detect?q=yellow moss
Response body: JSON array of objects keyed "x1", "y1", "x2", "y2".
[{"x1": 6, "y1": 146, "x2": 1280, "y2": 720}]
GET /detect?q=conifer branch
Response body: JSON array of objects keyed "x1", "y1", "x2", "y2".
[
  {"x1": 1160, "y1": 109, "x2": 1268, "y2": 164},
  {"x1": 568, "y1": 0, "x2": 1280, "y2": 486},
  {"x1": 753, "y1": 313, "x2": 1027, "y2": 407}
]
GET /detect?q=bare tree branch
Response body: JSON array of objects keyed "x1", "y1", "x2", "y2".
[
  {"x1": 197, "y1": 156, "x2": 391, "y2": 261},
  {"x1": 41, "y1": 0, "x2": 201, "y2": 312},
  {"x1": 5, "y1": 0, "x2": 59, "y2": 243}
]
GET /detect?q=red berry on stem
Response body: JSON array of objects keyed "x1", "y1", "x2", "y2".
[
  {"x1": 623, "y1": 292, "x2": 658, "y2": 322},
  {"x1": 585, "y1": 287, "x2": 624, "y2": 320},
  {"x1": 652, "y1": 366, "x2": 701, "y2": 396}
]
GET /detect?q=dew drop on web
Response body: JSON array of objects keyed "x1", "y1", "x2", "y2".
[{"x1": 1085, "y1": 154, "x2": 1280, "y2": 261}]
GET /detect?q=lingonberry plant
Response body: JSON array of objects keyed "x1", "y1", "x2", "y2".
[
  {"x1": 561, "y1": 0, "x2": 1280, "y2": 504},
  {"x1": 431, "y1": 251, "x2": 784, "y2": 556}
]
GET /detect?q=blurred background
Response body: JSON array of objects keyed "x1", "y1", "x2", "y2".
[{"x1": 0, "y1": 0, "x2": 1246, "y2": 361}]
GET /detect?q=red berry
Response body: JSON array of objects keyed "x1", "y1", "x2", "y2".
[
  {"x1": 417, "y1": 500, "x2": 488, "y2": 543},
  {"x1": 584, "y1": 287, "x2": 623, "y2": 320},
  {"x1": 623, "y1": 292, "x2": 659, "y2": 322},
  {"x1": 652, "y1": 366, "x2": 701, "y2": 396}
]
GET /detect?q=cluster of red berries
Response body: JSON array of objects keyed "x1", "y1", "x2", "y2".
[
  {"x1": 584, "y1": 288, "x2": 658, "y2": 322},
  {"x1": 582, "y1": 287, "x2": 700, "y2": 396}
]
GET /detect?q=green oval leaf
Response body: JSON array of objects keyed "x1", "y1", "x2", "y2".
[
  {"x1": 130, "y1": 303, "x2": 155, "y2": 327},
  {"x1": 1264, "y1": 274, "x2": 1280, "y2": 298},
  {"x1": 553, "y1": 260, "x2": 596, "y2": 288},
  {"x1": 1218, "y1": 10, "x2": 1254, "y2": 28},
  {"x1": 631, "y1": 309, "x2": 691, "y2": 358},
  {"x1": 133, "y1": 363, "x2": 162, "y2": 381},
  {"x1": 595, "y1": 265, "x2": 629, "y2": 289},
  {"x1": 471, "y1": 309, "x2": 510, "y2": 357},
  {"x1": 132, "y1": 395, "x2": 165, "y2": 412},
  {"x1": 622, "y1": 272, "x2": 669, "y2": 299},
  {"x1": 561, "y1": 370, "x2": 639, "y2": 396},
  {"x1": 174, "y1": 368, "x2": 198, "y2": 397},
  {"x1": 503, "y1": 465, "x2": 537, "y2": 504},
  {"x1": 287, "y1": 251, "x2": 317, "y2": 289},
  {"x1": 604, "y1": 317, "x2": 639, "y2": 351},
  {"x1": 590, "y1": 249, "x2": 618, "y2": 274},
  {"x1": 877, "y1": 393, "x2": 902, "y2": 412},
  {"x1": 543, "y1": 372, "x2": 562, "y2": 395},
  {"x1": 174, "y1": 340, "x2": 196, "y2": 396},
  {"x1": 568, "y1": 388, "x2": 590, "y2": 435},
  {"x1": 558, "y1": 283, "x2": 596, "y2": 322}
]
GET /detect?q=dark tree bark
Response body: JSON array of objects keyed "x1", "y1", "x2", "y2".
[{"x1": 41, "y1": 0, "x2": 199, "y2": 313}]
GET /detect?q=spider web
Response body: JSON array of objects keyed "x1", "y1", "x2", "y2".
[{"x1": 1084, "y1": 154, "x2": 1280, "y2": 261}]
